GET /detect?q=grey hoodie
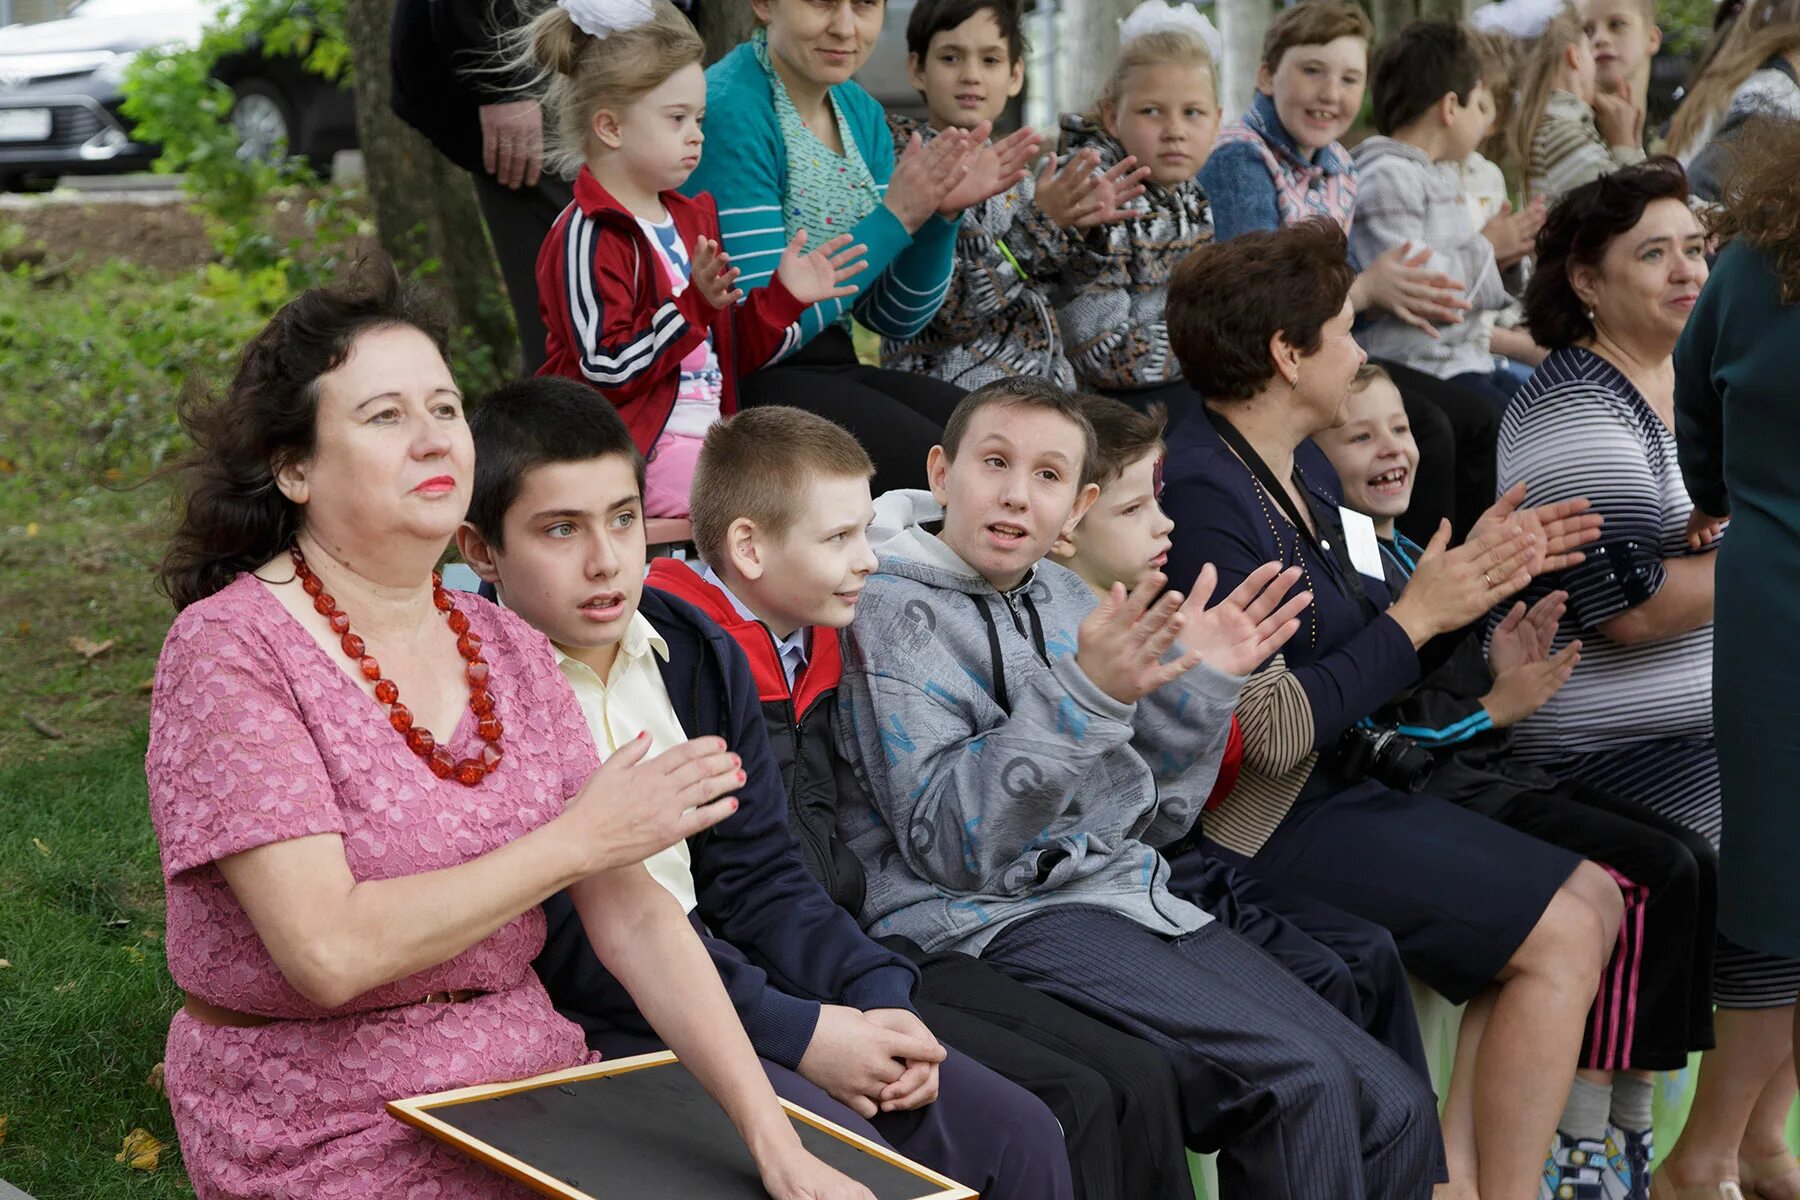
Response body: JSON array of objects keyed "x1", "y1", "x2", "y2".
[
  {"x1": 833, "y1": 490, "x2": 1241, "y2": 955},
  {"x1": 1349, "y1": 135, "x2": 1510, "y2": 381}
]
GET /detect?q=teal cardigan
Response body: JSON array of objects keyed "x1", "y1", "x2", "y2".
[{"x1": 682, "y1": 40, "x2": 960, "y2": 356}]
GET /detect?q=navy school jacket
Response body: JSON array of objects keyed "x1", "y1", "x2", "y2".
[{"x1": 532, "y1": 586, "x2": 920, "y2": 1070}]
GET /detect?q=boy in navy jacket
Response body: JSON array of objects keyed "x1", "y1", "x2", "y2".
[
  {"x1": 457, "y1": 376, "x2": 1071, "y2": 1200},
  {"x1": 654, "y1": 404, "x2": 1198, "y2": 1200}
]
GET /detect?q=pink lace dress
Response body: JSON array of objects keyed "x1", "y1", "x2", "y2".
[{"x1": 146, "y1": 574, "x2": 602, "y2": 1199}]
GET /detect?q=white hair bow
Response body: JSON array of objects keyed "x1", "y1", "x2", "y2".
[
  {"x1": 559, "y1": 0, "x2": 658, "y2": 39},
  {"x1": 1117, "y1": 0, "x2": 1223, "y2": 60}
]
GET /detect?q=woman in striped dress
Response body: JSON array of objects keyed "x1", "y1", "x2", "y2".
[{"x1": 1498, "y1": 159, "x2": 1800, "y2": 1200}]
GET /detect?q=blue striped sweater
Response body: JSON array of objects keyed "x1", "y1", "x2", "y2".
[{"x1": 682, "y1": 42, "x2": 960, "y2": 356}]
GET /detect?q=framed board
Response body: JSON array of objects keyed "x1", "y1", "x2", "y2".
[{"x1": 388, "y1": 1051, "x2": 978, "y2": 1200}]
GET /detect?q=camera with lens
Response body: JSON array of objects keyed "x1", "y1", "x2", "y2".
[{"x1": 1330, "y1": 724, "x2": 1435, "y2": 793}]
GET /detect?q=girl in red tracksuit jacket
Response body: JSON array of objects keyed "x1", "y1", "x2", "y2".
[{"x1": 522, "y1": 0, "x2": 866, "y2": 517}]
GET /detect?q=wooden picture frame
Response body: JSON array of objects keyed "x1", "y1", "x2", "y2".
[{"x1": 388, "y1": 1051, "x2": 978, "y2": 1200}]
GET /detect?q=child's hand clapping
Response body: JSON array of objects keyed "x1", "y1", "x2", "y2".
[
  {"x1": 773, "y1": 231, "x2": 870, "y2": 307},
  {"x1": 692, "y1": 237, "x2": 743, "y2": 310},
  {"x1": 1172, "y1": 561, "x2": 1311, "y2": 677},
  {"x1": 1034, "y1": 150, "x2": 1152, "y2": 228}
]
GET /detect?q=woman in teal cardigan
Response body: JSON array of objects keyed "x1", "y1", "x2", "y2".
[
  {"x1": 683, "y1": 0, "x2": 1037, "y2": 492},
  {"x1": 1675, "y1": 120, "x2": 1800, "y2": 1195}
]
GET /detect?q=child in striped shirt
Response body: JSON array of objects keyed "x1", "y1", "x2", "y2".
[{"x1": 1510, "y1": 5, "x2": 1646, "y2": 206}]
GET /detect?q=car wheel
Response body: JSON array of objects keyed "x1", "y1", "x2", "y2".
[{"x1": 229, "y1": 78, "x2": 297, "y2": 163}]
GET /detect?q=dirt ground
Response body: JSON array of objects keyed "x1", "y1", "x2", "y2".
[{"x1": 3, "y1": 191, "x2": 376, "y2": 273}]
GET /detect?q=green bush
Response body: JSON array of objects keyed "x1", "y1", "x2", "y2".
[{"x1": 119, "y1": 0, "x2": 358, "y2": 286}]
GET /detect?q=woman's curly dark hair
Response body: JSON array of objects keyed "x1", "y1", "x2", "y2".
[
  {"x1": 157, "y1": 259, "x2": 449, "y2": 611},
  {"x1": 1707, "y1": 116, "x2": 1800, "y2": 305},
  {"x1": 1524, "y1": 157, "x2": 1692, "y2": 350},
  {"x1": 1166, "y1": 218, "x2": 1357, "y2": 402}
]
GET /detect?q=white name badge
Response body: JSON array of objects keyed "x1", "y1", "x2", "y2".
[{"x1": 1338, "y1": 507, "x2": 1387, "y2": 582}]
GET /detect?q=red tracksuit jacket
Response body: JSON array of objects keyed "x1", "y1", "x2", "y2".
[{"x1": 535, "y1": 166, "x2": 805, "y2": 455}]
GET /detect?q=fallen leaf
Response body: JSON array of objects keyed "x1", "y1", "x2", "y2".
[
  {"x1": 53, "y1": 980, "x2": 77, "y2": 994},
  {"x1": 24, "y1": 521, "x2": 37, "y2": 538},
  {"x1": 70, "y1": 636, "x2": 115, "y2": 660},
  {"x1": 116, "y1": 1128, "x2": 166, "y2": 1171},
  {"x1": 137, "y1": 678, "x2": 155, "y2": 693},
  {"x1": 146, "y1": 1063, "x2": 166, "y2": 1095},
  {"x1": 0, "y1": 456, "x2": 14, "y2": 473},
  {"x1": 13, "y1": 619, "x2": 27, "y2": 636},
  {"x1": 32, "y1": 837, "x2": 51, "y2": 857},
  {"x1": 104, "y1": 467, "x2": 124, "y2": 483},
  {"x1": 122, "y1": 944, "x2": 146, "y2": 963},
  {"x1": 0, "y1": 959, "x2": 11, "y2": 968},
  {"x1": 0, "y1": 1112, "x2": 7, "y2": 1147}
]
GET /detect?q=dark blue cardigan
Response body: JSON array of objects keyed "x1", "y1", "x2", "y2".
[
  {"x1": 533, "y1": 587, "x2": 920, "y2": 1069},
  {"x1": 1162, "y1": 414, "x2": 1422, "y2": 750}
]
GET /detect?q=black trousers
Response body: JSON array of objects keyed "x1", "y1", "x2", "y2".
[
  {"x1": 1381, "y1": 360, "x2": 1501, "y2": 544},
  {"x1": 472, "y1": 171, "x2": 575, "y2": 377},
  {"x1": 984, "y1": 914, "x2": 1445, "y2": 1200},
  {"x1": 1170, "y1": 844, "x2": 1432, "y2": 1081},
  {"x1": 890, "y1": 940, "x2": 1195, "y2": 1200},
  {"x1": 738, "y1": 326, "x2": 966, "y2": 496},
  {"x1": 1465, "y1": 779, "x2": 1719, "y2": 1069}
]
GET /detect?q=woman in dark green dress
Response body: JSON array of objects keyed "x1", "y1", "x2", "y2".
[{"x1": 1675, "y1": 115, "x2": 1800, "y2": 1198}]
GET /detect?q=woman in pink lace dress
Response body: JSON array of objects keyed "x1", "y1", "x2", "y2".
[{"x1": 147, "y1": 265, "x2": 877, "y2": 1200}]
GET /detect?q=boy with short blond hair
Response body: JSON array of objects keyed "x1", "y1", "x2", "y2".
[
  {"x1": 656, "y1": 404, "x2": 1193, "y2": 1200},
  {"x1": 458, "y1": 378, "x2": 1072, "y2": 1200},
  {"x1": 836, "y1": 377, "x2": 1446, "y2": 1199}
]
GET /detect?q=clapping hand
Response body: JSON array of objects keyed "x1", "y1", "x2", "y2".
[
  {"x1": 885, "y1": 128, "x2": 978, "y2": 232},
  {"x1": 1482, "y1": 196, "x2": 1547, "y2": 270},
  {"x1": 1075, "y1": 572, "x2": 1206, "y2": 704},
  {"x1": 773, "y1": 231, "x2": 870, "y2": 306},
  {"x1": 1471, "y1": 482, "x2": 1604, "y2": 576},
  {"x1": 1388, "y1": 519, "x2": 1536, "y2": 645},
  {"x1": 1354, "y1": 242, "x2": 1472, "y2": 337},
  {"x1": 939, "y1": 123, "x2": 1044, "y2": 216},
  {"x1": 1173, "y1": 561, "x2": 1312, "y2": 676},
  {"x1": 1034, "y1": 149, "x2": 1151, "y2": 228},
  {"x1": 691, "y1": 237, "x2": 743, "y2": 310},
  {"x1": 1483, "y1": 591, "x2": 1581, "y2": 726}
]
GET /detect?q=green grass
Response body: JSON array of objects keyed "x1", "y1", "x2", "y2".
[{"x1": 0, "y1": 738, "x2": 189, "y2": 1198}]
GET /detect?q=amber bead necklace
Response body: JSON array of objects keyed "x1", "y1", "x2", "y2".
[{"x1": 290, "y1": 545, "x2": 503, "y2": 786}]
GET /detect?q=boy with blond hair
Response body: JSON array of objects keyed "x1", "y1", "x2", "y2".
[{"x1": 650, "y1": 404, "x2": 1193, "y2": 1200}]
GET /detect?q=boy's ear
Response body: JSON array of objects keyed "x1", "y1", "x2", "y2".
[
  {"x1": 725, "y1": 516, "x2": 765, "y2": 581},
  {"x1": 907, "y1": 50, "x2": 929, "y2": 96},
  {"x1": 926, "y1": 444, "x2": 952, "y2": 508},
  {"x1": 1007, "y1": 57, "x2": 1024, "y2": 100},
  {"x1": 1048, "y1": 530, "x2": 1079, "y2": 561},
  {"x1": 456, "y1": 521, "x2": 503, "y2": 586},
  {"x1": 1255, "y1": 61, "x2": 1276, "y2": 96},
  {"x1": 1064, "y1": 481, "x2": 1101, "y2": 535},
  {"x1": 592, "y1": 108, "x2": 625, "y2": 151},
  {"x1": 1645, "y1": 20, "x2": 1662, "y2": 56},
  {"x1": 1438, "y1": 91, "x2": 1460, "y2": 128}
]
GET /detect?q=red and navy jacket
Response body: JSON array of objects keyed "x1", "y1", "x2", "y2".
[
  {"x1": 534, "y1": 167, "x2": 806, "y2": 456},
  {"x1": 649, "y1": 559, "x2": 872, "y2": 915}
]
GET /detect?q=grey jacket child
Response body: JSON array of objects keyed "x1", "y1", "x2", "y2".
[
  {"x1": 834, "y1": 489, "x2": 1242, "y2": 955},
  {"x1": 1349, "y1": 136, "x2": 1511, "y2": 381}
]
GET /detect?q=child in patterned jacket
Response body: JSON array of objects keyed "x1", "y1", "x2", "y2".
[
  {"x1": 883, "y1": 0, "x2": 1148, "y2": 391},
  {"x1": 1054, "y1": 1, "x2": 1221, "y2": 425}
]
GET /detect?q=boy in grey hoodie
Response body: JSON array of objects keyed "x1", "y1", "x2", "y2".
[
  {"x1": 835, "y1": 377, "x2": 1447, "y2": 1200},
  {"x1": 1351, "y1": 19, "x2": 1517, "y2": 408}
]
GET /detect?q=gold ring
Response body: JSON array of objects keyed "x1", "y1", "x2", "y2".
[{"x1": 1483, "y1": 570, "x2": 1494, "y2": 588}]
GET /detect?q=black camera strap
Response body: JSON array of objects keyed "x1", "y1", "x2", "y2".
[{"x1": 1203, "y1": 407, "x2": 1380, "y2": 623}]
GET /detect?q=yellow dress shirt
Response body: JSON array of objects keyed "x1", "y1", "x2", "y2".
[{"x1": 554, "y1": 611, "x2": 699, "y2": 914}]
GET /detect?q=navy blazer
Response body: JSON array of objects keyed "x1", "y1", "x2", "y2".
[
  {"x1": 533, "y1": 587, "x2": 920, "y2": 1069},
  {"x1": 1161, "y1": 413, "x2": 1422, "y2": 751}
]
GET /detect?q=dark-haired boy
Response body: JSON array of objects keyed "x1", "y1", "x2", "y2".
[
  {"x1": 1048, "y1": 393, "x2": 1432, "y2": 1081},
  {"x1": 837, "y1": 376, "x2": 1447, "y2": 1200},
  {"x1": 1351, "y1": 19, "x2": 1516, "y2": 407},
  {"x1": 458, "y1": 376, "x2": 1074, "y2": 1200},
  {"x1": 883, "y1": 0, "x2": 1143, "y2": 390},
  {"x1": 650, "y1": 403, "x2": 1195, "y2": 1200}
]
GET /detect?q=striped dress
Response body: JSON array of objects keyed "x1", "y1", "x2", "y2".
[{"x1": 1497, "y1": 346, "x2": 1800, "y2": 1005}]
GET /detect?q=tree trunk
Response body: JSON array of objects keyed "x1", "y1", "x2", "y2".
[
  {"x1": 1057, "y1": 0, "x2": 1130, "y2": 121},
  {"x1": 692, "y1": 0, "x2": 759, "y2": 66},
  {"x1": 341, "y1": 0, "x2": 518, "y2": 386},
  {"x1": 1217, "y1": 0, "x2": 1275, "y2": 119}
]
